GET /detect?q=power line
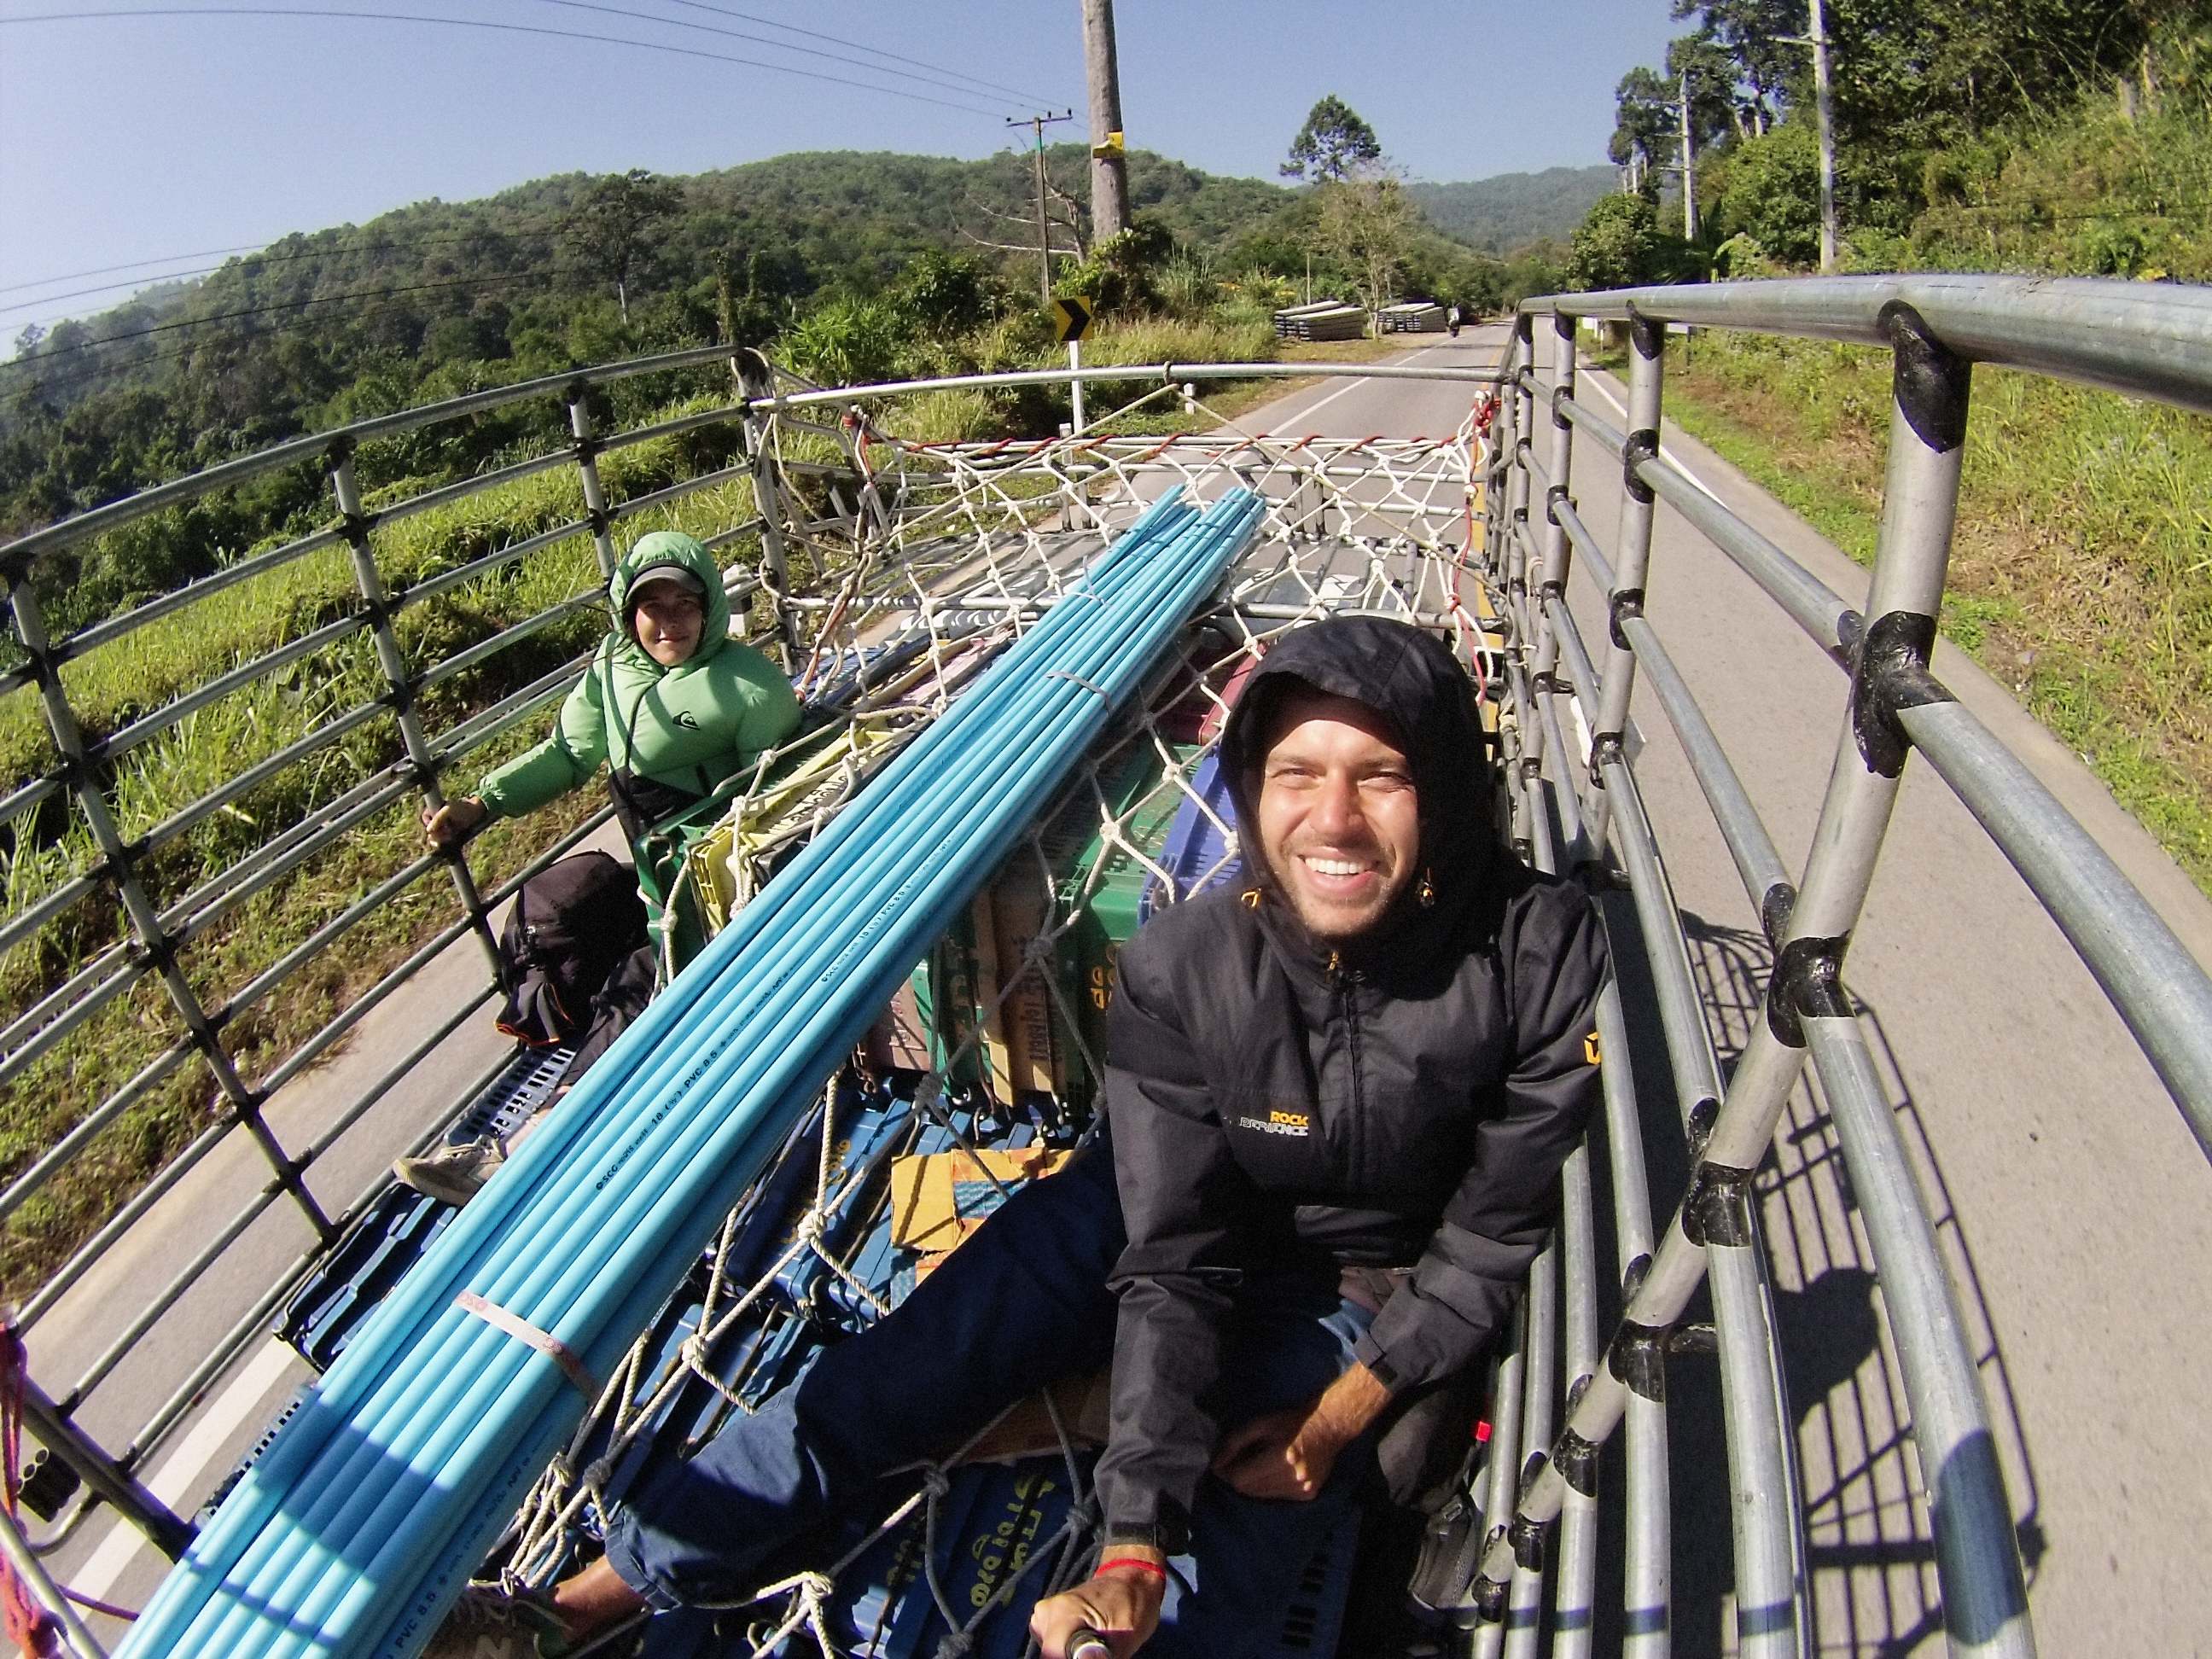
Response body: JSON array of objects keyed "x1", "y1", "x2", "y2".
[
  {"x1": 0, "y1": 246, "x2": 266, "y2": 299},
  {"x1": 5, "y1": 272, "x2": 565, "y2": 404},
  {"x1": 2, "y1": 8, "x2": 1010, "y2": 116},
  {"x1": 6, "y1": 269, "x2": 562, "y2": 372},
  {"x1": 521, "y1": 0, "x2": 1059, "y2": 109},
  {"x1": 2, "y1": 217, "x2": 588, "y2": 328},
  {"x1": 648, "y1": 0, "x2": 1063, "y2": 108},
  {"x1": 4, "y1": 265, "x2": 234, "y2": 323}
]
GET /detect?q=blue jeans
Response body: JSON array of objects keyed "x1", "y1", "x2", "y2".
[{"x1": 601, "y1": 1146, "x2": 1373, "y2": 1657}]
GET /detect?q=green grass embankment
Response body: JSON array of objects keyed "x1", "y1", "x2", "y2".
[{"x1": 1625, "y1": 331, "x2": 2212, "y2": 898}]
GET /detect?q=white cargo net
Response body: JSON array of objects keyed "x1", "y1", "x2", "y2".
[{"x1": 500, "y1": 378, "x2": 1502, "y2": 1656}]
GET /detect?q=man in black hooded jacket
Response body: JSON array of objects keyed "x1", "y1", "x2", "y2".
[
  {"x1": 426, "y1": 616, "x2": 1605, "y2": 1659},
  {"x1": 1031, "y1": 615, "x2": 1607, "y2": 1656}
]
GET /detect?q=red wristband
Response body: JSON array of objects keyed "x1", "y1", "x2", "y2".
[{"x1": 1097, "y1": 1556, "x2": 1168, "y2": 1580}]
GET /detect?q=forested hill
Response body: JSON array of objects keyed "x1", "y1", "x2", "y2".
[
  {"x1": 1409, "y1": 167, "x2": 1618, "y2": 253},
  {"x1": 0, "y1": 142, "x2": 1596, "y2": 543},
  {"x1": 3, "y1": 145, "x2": 1583, "y2": 434},
  {"x1": 8, "y1": 148, "x2": 1281, "y2": 417}
]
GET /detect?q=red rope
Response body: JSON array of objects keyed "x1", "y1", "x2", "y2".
[{"x1": 0, "y1": 1324, "x2": 58, "y2": 1656}]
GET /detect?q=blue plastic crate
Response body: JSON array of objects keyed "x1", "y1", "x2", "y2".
[
  {"x1": 1140, "y1": 749, "x2": 1244, "y2": 922},
  {"x1": 273, "y1": 1045, "x2": 577, "y2": 1371},
  {"x1": 274, "y1": 1187, "x2": 456, "y2": 1371}
]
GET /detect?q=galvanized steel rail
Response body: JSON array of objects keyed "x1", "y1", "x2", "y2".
[{"x1": 1473, "y1": 276, "x2": 2212, "y2": 1659}]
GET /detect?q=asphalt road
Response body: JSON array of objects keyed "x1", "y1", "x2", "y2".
[{"x1": 33, "y1": 332, "x2": 2212, "y2": 1655}]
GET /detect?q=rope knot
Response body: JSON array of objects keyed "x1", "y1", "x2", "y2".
[
  {"x1": 579, "y1": 1455, "x2": 617, "y2": 1496},
  {"x1": 934, "y1": 1633, "x2": 975, "y2": 1659},
  {"x1": 920, "y1": 1466, "x2": 953, "y2": 1500}
]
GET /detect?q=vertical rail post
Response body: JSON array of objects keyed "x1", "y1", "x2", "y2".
[
  {"x1": 1619, "y1": 300, "x2": 2029, "y2": 1655},
  {"x1": 1505, "y1": 313, "x2": 1536, "y2": 609},
  {"x1": 1549, "y1": 1142, "x2": 1604, "y2": 1659},
  {"x1": 0, "y1": 1506, "x2": 108, "y2": 1657},
  {"x1": 1601, "y1": 762, "x2": 1810, "y2": 1658},
  {"x1": 1532, "y1": 307, "x2": 1579, "y2": 662},
  {"x1": 1471, "y1": 1304, "x2": 1529, "y2": 1659},
  {"x1": 14, "y1": 1362, "x2": 192, "y2": 1560},
  {"x1": 1789, "y1": 307, "x2": 2034, "y2": 1656},
  {"x1": 1518, "y1": 311, "x2": 1581, "y2": 864},
  {"x1": 1482, "y1": 327, "x2": 1519, "y2": 568},
  {"x1": 1592, "y1": 975, "x2": 1672, "y2": 1656},
  {"x1": 1582, "y1": 312, "x2": 1665, "y2": 854},
  {"x1": 326, "y1": 445, "x2": 503, "y2": 980},
  {"x1": 736, "y1": 349, "x2": 800, "y2": 670},
  {"x1": 1499, "y1": 312, "x2": 1540, "y2": 858},
  {"x1": 1503, "y1": 1239, "x2": 1561, "y2": 1659},
  {"x1": 565, "y1": 384, "x2": 622, "y2": 583}
]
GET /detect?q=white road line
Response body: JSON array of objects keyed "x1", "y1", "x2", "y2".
[
  {"x1": 1269, "y1": 344, "x2": 1442, "y2": 430},
  {"x1": 73, "y1": 1338, "x2": 304, "y2": 1604},
  {"x1": 1578, "y1": 370, "x2": 1726, "y2": 504}
]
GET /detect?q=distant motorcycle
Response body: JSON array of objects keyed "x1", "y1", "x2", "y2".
[{"x1": 1447, "y1": 305, "x2": 1463, "y2": 338}]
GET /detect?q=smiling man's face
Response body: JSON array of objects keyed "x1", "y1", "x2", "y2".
[{"x1": 1253, "y1": 688, "x2": 1421, "y2": 943}]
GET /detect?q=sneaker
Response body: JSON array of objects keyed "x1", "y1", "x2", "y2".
[
  {"x1": 1405, "y1": 1487, "x2": 1487, "y2": 1630},
  {"x1": 394, "y1": 1136, "x2": 505, "y2": 1207},
  {"x1": 420, "y1": 1582, "x2": 573, "y2": 1658}
]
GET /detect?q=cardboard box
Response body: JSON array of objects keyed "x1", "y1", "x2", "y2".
[
  {"x1": 863, "y1": 975, "x2": 935, "y2": 1073},
  {"x1": 888, "y1": 1146, "x2": 1073, "y2": 1256},
  {"x1": 987, "y1": 861, "x2": 1061, "y2": 1098}
]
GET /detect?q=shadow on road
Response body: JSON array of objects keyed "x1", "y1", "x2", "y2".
[{"x1": 1676, "y1": 909, "x2": 2044, "y2": 1657}]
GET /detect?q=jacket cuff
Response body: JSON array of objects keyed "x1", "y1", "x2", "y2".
[
  {"x1": 1357, "y1": 1285, "x2": 1489, "y2": 1397},
  {"x1": 1351, "y1": 1329, "x2": 1404, "y2": 1394},
  {"x1": 1097, "y1": 1498, "x2": 1190, "y2": 1557}
]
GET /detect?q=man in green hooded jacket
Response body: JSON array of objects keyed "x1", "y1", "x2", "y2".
[
  {"x1": 404, "y1": 529, "x2": 800, "y2": 1206},
  {"x1": 425, "y1": 529, "x2": 800, "y2": 851}
]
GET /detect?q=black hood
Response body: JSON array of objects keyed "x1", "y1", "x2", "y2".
[{"x1": 1217, "y1": 615, "x2": 1503, "y2": 975}]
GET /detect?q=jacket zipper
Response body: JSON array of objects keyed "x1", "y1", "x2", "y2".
[{"x1": 1336, "y1": 963, "x2": 1367, "y2": 1182}]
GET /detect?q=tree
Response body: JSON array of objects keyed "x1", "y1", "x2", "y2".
[
  {"x1": 1673, "y1": 0, "x2": 1802, "y2": 131},
  {"x1": 1054, "y1": 219, "x2": 1173, "y2": 318},
  {"x1": 1316, "y1": 172, "x2": 1415, "y2": 317},
  {"x1": 562, "y1": 169, "x2": 684, "y2": 323},
  {"x1": 888, "y1": 251, "x2": 998, "y2": 334},
  {"x1": 1568, "y1": 193, "x2": 1668, "y2": 291},
  {"x1": 1668, "y1": 31, "x2": 1748, "y2": 143},
  {"x1": 1283, "y1": 96, "x2": 1382, "y2": 183},
  {"x1": 1713, "y1": 119, "x2": 1824, "y2": 265},
  {"x1": 1610, "y1": 68, "x2": 1679, "y2": 193}
]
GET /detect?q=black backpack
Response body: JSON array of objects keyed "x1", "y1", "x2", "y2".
[{"x1": 495, "y1": 852, "x2": 650, "y2": 1048}]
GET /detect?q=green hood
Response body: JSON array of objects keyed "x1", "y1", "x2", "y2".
[{"x1": 608, "y1": 530, "x2": 733, "y2": 673}]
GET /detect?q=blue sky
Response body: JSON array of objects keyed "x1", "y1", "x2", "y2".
[{"x1": 0, "y1": 1, "x2": 1676, "y2": 332}]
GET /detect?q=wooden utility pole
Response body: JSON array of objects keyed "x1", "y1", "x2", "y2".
[
  {"x1": 1082, "y1": 0, "x2": 1130, "y2": 241},
  {"x1": 1809, "y1": 0, "x2": 1838, "y2": 271},
  {"x1": 1007, "y1": 110, "x2": 1075, "y2": 305}
]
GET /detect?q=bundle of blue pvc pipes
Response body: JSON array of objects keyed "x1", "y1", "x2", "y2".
[{"x1": 120, "y1": 485, "x2": 1263, "y2": 1659}]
